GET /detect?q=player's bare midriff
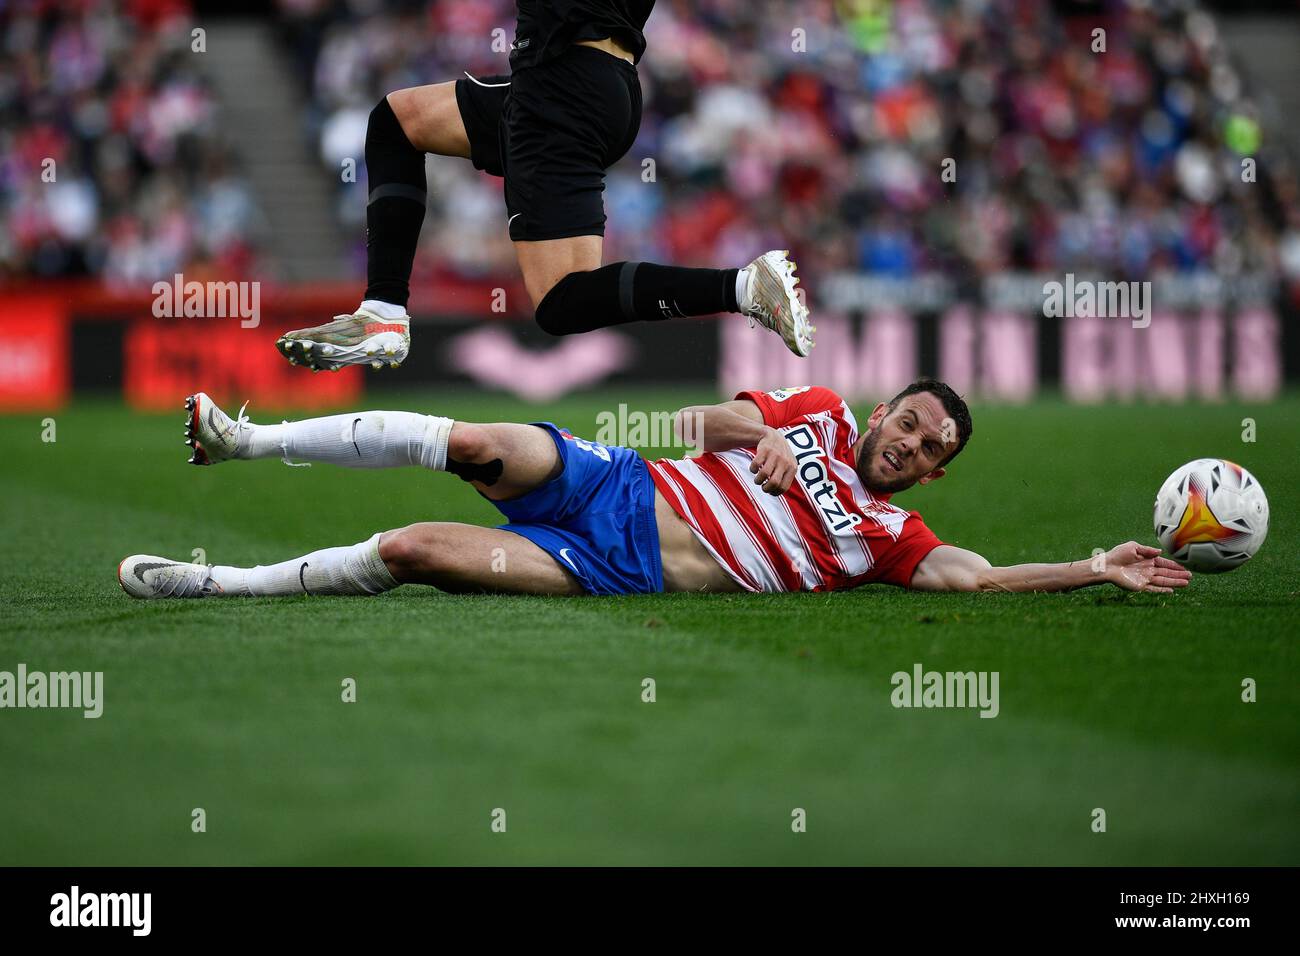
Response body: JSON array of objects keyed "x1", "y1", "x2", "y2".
[
  {"x1": 653, "y1": 490, "x2": 745, "y2": 593},
  {"x1": 575, "y1": 36, "x2": 635, "y2": 63}
]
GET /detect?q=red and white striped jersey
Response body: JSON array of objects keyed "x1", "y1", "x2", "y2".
[{"x1": 646, "y1": 386, "x2": 945, "y2": 592}]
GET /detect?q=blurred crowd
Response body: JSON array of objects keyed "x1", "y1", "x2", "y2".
[
  {"x1": 4, "y1": 0, "x2": 1299, "y2": 293},
  {"x1": 281, "y1": 0, "x2": 1300, "y2": 292},
  {"x1": 0, "y1": 0, "x2": 263, "y2": 284}
]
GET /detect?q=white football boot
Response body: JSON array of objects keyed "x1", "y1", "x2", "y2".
[
  {"x1": 118, "y1": 555, "x2": 222, "y2": 599},
  {"x1": 184, "y1": 392, "x2": 249, "y2": 466},
  {"x1": 275, "y1": 307, "x2": 410, "y2": 371},
  {"x1": 739, "y1": 250, "x2": 814, "y2": 357}
]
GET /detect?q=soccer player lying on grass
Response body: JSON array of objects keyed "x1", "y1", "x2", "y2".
[{"x1": 118, "y1": 380, "x2": 1192, "y2": 599}]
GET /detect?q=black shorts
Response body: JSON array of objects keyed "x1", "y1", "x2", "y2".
[{"x1": 454, "y1": 44, "x2": 642, "y2": 242}]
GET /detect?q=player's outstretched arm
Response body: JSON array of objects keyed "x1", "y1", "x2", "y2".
[
  {"x1": 673, "y1": 400, "x2": 796, "y2": 495},
  {"x1": 910, "y1": 542, "x2": 1192, "y2": 594}
]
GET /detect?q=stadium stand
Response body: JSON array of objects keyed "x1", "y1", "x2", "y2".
[
  {"x1": 2, "y1": 0, "x2": 1296, "y2": 302},
  {"x1": 276, "y1": 0, "x2": 1300, "y2": 297},
  {"x1": 0, "y1": 0, "x2": 265, "y2": 283}
]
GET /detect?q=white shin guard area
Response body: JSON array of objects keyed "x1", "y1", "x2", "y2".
[
  {"x1": 244, "y1": 411, "x2": 452, "y2": 470},
  {"x1": 209, "y1": 533, "x2": 398, "y2": 597}
]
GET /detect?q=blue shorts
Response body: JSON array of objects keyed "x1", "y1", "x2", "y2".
[{"x1": 494, "y1": 423, "x2": 664, "y2": 595}]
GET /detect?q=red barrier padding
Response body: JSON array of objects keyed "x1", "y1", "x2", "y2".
[
  {"x1": 0, "y1": 300, "x2": 69, "y2": 410},
  {"x1": 124, "y1": 320, "x2": 362, "y2": 411}
]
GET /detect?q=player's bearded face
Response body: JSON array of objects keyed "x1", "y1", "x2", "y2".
[{"x1": 855, "y1": 400, "x2": 948, "y2": 494}]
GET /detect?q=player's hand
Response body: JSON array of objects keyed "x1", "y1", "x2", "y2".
[
  {"x1": 750, "y1": 427, "x2": 795, "y2": 495},
  {"x1": 1104, "y1": 541, "x2": 1192, "y2": 594}
]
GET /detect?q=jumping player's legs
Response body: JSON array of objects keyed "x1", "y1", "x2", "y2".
[
  {"x1": 387, "y1": 82, "x2": 471, "y2": 158},
  {"x1": 273, "y1": 76, "x2": 502, "y2": 371},
  {"x1": 356, "y1": 82, "x2": 468, "y2": 311},
  {"x1": 503, "y1": 46, "x2": 813, "y2": 355},
  {"x1": 277, "y1": 47, "x2": 811, "y2": 367},
  {"x1": 513, "y1": 235, "x2": 603, "y2": 310}
]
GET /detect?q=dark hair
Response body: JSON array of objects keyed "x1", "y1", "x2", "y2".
[{"x1": 886, "y1": 378, "x2": 973, "y2": 465}]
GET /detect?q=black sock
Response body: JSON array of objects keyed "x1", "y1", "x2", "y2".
[
  {"x1": 534, "y1": 262, "x2": 740, "y2": 336},
  {"x1": 363, "y1": 96, "x2": 426, "y2": 308}
]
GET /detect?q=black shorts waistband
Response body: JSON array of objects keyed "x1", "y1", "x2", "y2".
[{"x1": 516, "y1": 42, "x2": 639, "y2": 76}]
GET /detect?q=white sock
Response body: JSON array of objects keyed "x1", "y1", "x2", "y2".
[
  {"x1": 735, "y1": 267, "x2": 753, "y2": 313},
  {"x1": 243, "y1": 411, "x2": 452, "y2": 469},
  {"x1": 210, "y1": 533, "x2": 399, "y2": 597},
  {"x1": 359, "y1": 299, "x2": 409, "y2": 320}
]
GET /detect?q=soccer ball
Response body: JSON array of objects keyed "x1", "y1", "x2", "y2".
[{"x1": 1153, "y1": 459, "x2": 1269, "y2": 573}]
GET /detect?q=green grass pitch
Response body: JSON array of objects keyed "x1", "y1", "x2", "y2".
[{"x1": 1, "y1": 388, "x2": 1296, "y2": 865}]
